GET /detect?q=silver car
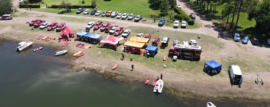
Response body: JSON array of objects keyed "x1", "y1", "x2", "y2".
[
  {"x1": 116, "y1": 13, "x2": 122, "y2": 19},
  {"x1": 121, "y1": 13, "x2": 128, "y2": 20},
  {"x1": 128, "y1": 13, "x2": 136, "y2": 20},
  {"x1": 95, "y1": 11, "x2": 101, "y2": 16},
  {"x1": 101, "y1": 11, "x2": 106, "y2": 17},
  {"x1": 83, "y1": 9, "x2": 90, "y2": 15},
  {"x1": 39, "y1": 22, "x2": 49, "y2": 29},
  {"x1": 136, "y1": 33, "x2": 144, "y2": 37},
  {"x1": 109, "y1": 27, "x2": 117, "y2": 34},
  {"x1": 111, "y1": 11, "x2": 118, "y2": 17},
  {"x1": 122, "y1": 29, "x2": 131, "y2": 38}
]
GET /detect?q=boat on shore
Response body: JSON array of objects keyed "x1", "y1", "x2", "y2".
[
  {"x1": 33, "y1": 47, "x2": 43, "y2": 52},
  {"x1": 16, "y1": 41, "x2": 33, "y2": 52},
  {"x1": 54, "y1": 50, "x2": 68, "y2": 56},
  {"x1": 153, "y1": 80, "x2": 164, "y2": 93},
  {"x1": 152, "y1": 79, "x2": 157, "y2": 86},
  {"x1": 206, "y1": 102, "x2": 216, "y2": 107}
]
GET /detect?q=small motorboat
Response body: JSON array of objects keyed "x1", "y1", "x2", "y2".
[
  {"x1": 145, "y1": 78, "x2": 151, "y2": 85},
  {"x1": 112, "y1": 64, "x2": 119, "y2": 70},
  {"x1": 16, "y1": 41, "x2": 33, "y2": 52},
  {"x1": 163, "y1": 55, "x2": 166, "y2": 61},
  {"x1": 54, "y1": 50, "x2": 68, "y2": 56},
  {"x1": 33, "y1": 47, "x2": 43, "y2": 52},
  {"x1": 206, "y1": 102, "x2": 216, "y2": 107},
  {"x1": 153, "y1": 80, "x2": 164, "y2": 93},
  {"x1": 152, "y1": 79, "x2": 157, "y2": 87}
]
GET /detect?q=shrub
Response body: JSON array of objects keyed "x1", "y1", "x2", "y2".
[
  {"x1": 82, "y1": 0, "x2": 85, "y2": 4},
  {"x1": 49, "y1": 5, "x2": 95, "y2": 8},
  {"x1": 173, "y1": 14, "x2": 184, "y2": 20},
  {"x1": 188, "y1": 19, "x2": 195, "y2": 25},
  {"x1": 19, "y1": 4, "x2": 40, "y2": 8}
]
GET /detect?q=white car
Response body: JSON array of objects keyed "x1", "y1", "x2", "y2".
[
  {"x1": 95, "y1": 11, "x2": 101, "y2": 16},
  {"x1": 177, "y1": 4, "x2": 181, "y2": 8},
  {"x1": 39, "y1": 22, "x2": 49, "y2": 29},
  {"x1": 101, "y1": 11, "x2": 106, "y2": 17},
  {"x1": 137, "y1": 33, "x2": 144, "y2": 37},
  {"x1": 19, "y1": 0, "x2": 23, "y2": 3},
  {"x1": 109, "y1": 27, "x2": 117, "y2": 34},
  {"x1": 173, "y1": 20, "x2": 179, "y2": 28},
  {"x1": 111, "y1": 11, "x2": 118, "y2": 17},
  {"x1": 83, "y1": 9, "x2": 90, "y2": 15},
  {"x1": 121, "y1": 13, "x2": 128, "y2": 20},
  {"x1": 189, "y1": 40, "x2": 198, "y2": 46},
  {"x1": 122, "y1": 29, "x2": 131, "y2": 38},
  {"x1": 128, "y1": 13, "x2": 136, "y2": 20},
  {"x1": 116, "y1": 13, "x2": 122, "y2": 19},
  {"x1": 86, "y1": 21, "x2": 95, "y2": 29},
  {"x1": 181, "y1": 20, "x2": 187, "y2": 28}
]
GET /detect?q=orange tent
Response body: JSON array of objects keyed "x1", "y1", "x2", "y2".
[
  {"x1": 124, "y1": 41, "x2": 145, "y2": 48},
  {"x1": 129, "y1": 36, "x2": 149, "y2": 44}
]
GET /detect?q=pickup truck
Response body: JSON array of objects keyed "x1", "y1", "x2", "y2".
[
  {"x1": 47, "y1": 22, "x2": 58, "y2": 31},
  {"x1": 100, "y1": 23, "x2": 111, "y2": 32},
  {"x1": 114, "y1": 27, "x2": 124, "y2": 36},
  {"x1": 93, "y1": 21, "x2": 103, "y2": 30},
  {"x1": 33, "y1": 20, "x2": 45, "y2": 28},
  {"x1": 105, "y1": 25, "x2": 115, "y2": 33},
  {"x1": 56, "y1": 23, "x2": 66, "y2": 32}
]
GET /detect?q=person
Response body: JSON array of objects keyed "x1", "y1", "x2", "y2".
[
  {"x1": 30, "y1": 7, "x2": 31, "y2": 11},
  {"x1": 130, "y1": 58, "x2": 133, "y2": 61},
  {"x1": 131, "y1": 64, "x2": 134, "y2": 71},
  {"x1": 160, "y1": 73, "x2": 163, "y2": 79},
  {"x1": 157, "y1": 74, "x2": 159, "y2": 80},
  {"x1": 121, "y1": 53, "x2": 124, "y2": 60},
  {"x1": 154, "y1": 18, "x2": 156, "y2": 23}
]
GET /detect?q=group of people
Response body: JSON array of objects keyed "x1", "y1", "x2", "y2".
[{"x1": 157, "y1": 73, "x2": 163, "y2": 80}]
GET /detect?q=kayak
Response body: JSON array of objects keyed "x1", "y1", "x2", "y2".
[
  {"x1": 55, "y1": 50, "x2": 68, "y2": 56},
  {"x1": 145, "y1": 78, "x2": 151, "y2": 85},
  {"x1": 206, "y1": 102, "x2": 216, "y2": 107},
  {"x1": 73, "y1": 51, "x2": 82, "y2": 56},
  {"x1": 163, "y1": 55, "x2": 166, "y2": 61},
  {"x1": 73, "y1": 51, "x2": 84, "y2": 58},
  {"x1": 152, "y1": 79, "x2": 157, "y2": 87},
  {"x1": 112, "y1": 64, "x2": 119, "y2": 70},
  {"x1": 33, "y1": 47, "x2": 43, "y2": 52},
  {"x1": 153, "y1": 80, "x2": 164, "y2": 93}
]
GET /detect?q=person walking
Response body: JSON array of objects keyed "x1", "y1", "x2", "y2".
[
  {"x1": 160, "y1": 73, "x2": 163, "y2": 79},
  {"x1": 157, "y1": 74, "x2": 159, "y2": 80},
  {"x1": 121, "y1": 53, "x2": 124, "y2": 60},
  {"x1": 131, "y1": 64, "x2": 134, "y2": 71}
]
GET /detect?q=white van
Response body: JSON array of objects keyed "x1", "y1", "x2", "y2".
[{"x1": 229, "y1": 65, "x2": 243, "y2": 85}]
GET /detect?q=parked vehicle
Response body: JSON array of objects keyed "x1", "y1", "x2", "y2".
[
  {"x1": 161, "y1": 37, "x2": 169, "y2": 48},
  {"x1": 177, "y1": 4, "x2": 181, "y2": 8},
  {"x1": 114, "y1": 27, "x2": 124, "y2": 36},
  {"x1": 168, "y1": 41, "x2": 202, "y2": 60},
  {"x1": 242, "y1": 36, "x2": 249, "y2": 44},
  {"x1": 106, "y1": 11, "x2": 113, "y2": 17},
  {"x1": 19, "y1": 0, "x2": 23, "y2": 3},
  {"x1": 181, "y1": 20, "x2": 187, "y2": 28},
  {"x1": 0, "y1": 14, "x2": 13, "y2": 20},
  {"x1": 234, "y1": 33, "x2": 241, "y2": 42},
  {"x1": 16, "y1": 41, "x2": 33, "y2": 52},
  {"x1": 29, "y1": 19, "x2": 40, "y2": 26},
  {"x1": 105, "y1": 25, "x2": 115, "y2": 33},
  {"x1": 100, "y1": 23, "x2": 111, "y2": 32},
  {"x1": 86, "y1": 21, "x2": 95, "y2": 30},
  {"x1": 93, "y1": 21, "x2": 103, "y2": 30},
  {"x1": 33, "y1": 20, "x2": 45, "y2": 28},
  {"x1": 109, "y1": 27, "x2": 117, "y2": 34},
  {"x1": 206, "y1": 102, "x2": 216, "y2": 107},
  {"x1": 122, "y1": 29, "x2": 131, "y2": 38},
  {"x1": 76, "y1": 8, "x2": 84, "y2": 14},
  {"x1": 101, "y1": 11, "x2": 107, "y2": 17},
  {"x1": 137, "y1": 33, "x2": 144, "y2": 37},
  {"x1": 267, "y1": 39, "x2": 270, "y2": 45},
  {"x1": 111, "y1": 11, "x2": 119, "y2": 17},
  {"x1": 95, "y1": 11, "x2": 101, "y2": 16},
  {"x1": 229, "y1": 65, "x2": 243, "y2": 87},
  {"x1": 128, "y1": 13, "x2": 136, "y2": 20},
  {"x1": 189, "y1": 13, "x2": 196, "y2": 19},
  {"x1": 55, "y1": 50, "x2": 68, "y2": 56},
  {"x1": 116, "y1": 13, "x2": 122, "y2": 19},
  {"x1": 134, "y1": 15, "x2": 142, "y2": 22},
  {"x1": 251, "y1": 37, "x2": 259, "y2": 45},
  {"x1": 39, "y1": 22, "x2": 49, "y2": 29},
  {"x1": 121, "y1": 13, "x2": 128, "y2": 19},
  {"x1": 145, "y1": 33, "x2": 152, "y2": 42},
  {"x1": 158, "y1": 18, "x2": 166, "y2": 26},
  {"x1": 56, "y1": 23, "x2": 66, "y2": 32},
  {"x1": 83, "y1": 9, "x2": 90, "y2": 15},
  {"x1": 174, "y1": 20, "x2": 179, "y2": 28},
  {"x1": 189, "y1": 40, "x2": 198, "y2": 46},
  {"x1": 153, "y1": 80, "x2": 164, "y2": 93},
  {"x1": 47, "y1": 22, "x2": 58, "y2": 31},
  {"x1": 152, "y1": 37, "x2": 160, "y2": 46},
  {"x1": 91, "y1": 9, "x2": 96, "y2": 15}
]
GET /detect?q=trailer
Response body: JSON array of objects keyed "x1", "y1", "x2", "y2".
[{"x1": 168, "y1": 41, "x2": 202, "y2": 60}]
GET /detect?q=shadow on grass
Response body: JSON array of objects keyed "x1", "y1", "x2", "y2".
[
  {"x1": 186, "y1": 2, "x2": 220, "y2": 21},
  {"x1": 149, "y1": 3, "x2": 160, "y2": 10}
]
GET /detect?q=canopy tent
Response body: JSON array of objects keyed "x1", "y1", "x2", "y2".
[
  {"x1": 129, "y1": 36, "x2": 149, "y2": 43},
  {"x1": 59, "y1": 26, "x2": 75, "y2": 41},
  {"x1": 76, "y1": 30, "x2": 87, "y2": 36},
  {"x1": 98, "y1": 35, "x2": 125, "y2": 49},
  {"x1": 145, "y1": 45, "x2": 158, "y2": 57},
  {"x1": 80, "y1": 33, "x2": 102, "y2": 44},
  {"x1": 123, "y1": 41, "x2": 145, "y2": 48},
  {"x1": 203, "y1": 60, "x2": 222, "y2": 74},
  {"x1": 90, "y1": 33, "x2": 102, "y2": 41},
  {"x1": 82, "y1": 33, "x2": 92, "y2": 38}
]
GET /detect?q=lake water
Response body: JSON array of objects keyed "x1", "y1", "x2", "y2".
[{"x1": 0, "y1": 40, "x2": 269, "y2": 107}]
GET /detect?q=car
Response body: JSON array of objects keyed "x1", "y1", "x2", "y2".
[
  {"x1": 0, "y1": 14, "x2": 13, "y2": 20},
  {"x1": 56, "y1": 23, "x2": 66, "y2": 32},
  {"x1": 47, "y1": 22, "x2": 58, "y2": 31},
  {"x1": 177, "y1": 4, "x2": 181, "y2": 8},
  {"x1": 242, "y1": 36, "x2": 249, "y2": 44},
  {"x1": 134, "y1": 15, "x2": 142, "y2": 22},
  {"x1": 86, "y1": 21, "x2": 95, "y2": 30},
  {"x1": 91, "y1": 9, "x2": 97, "y2": 15},
  {"x1": 76, "y1": 8, "x2": 84, "y2": 14},
  {"x1": 173, "y1": 20, "x2": 179, "y2": 28},
  {"x1": 106, "y1": 11, "x2": 113, "y2": 17},
  {"x1": 116, "y1": 13, "x2": 122, "y2": 19},
  {"x1": 83, "y1": 9, "x2": 90, "y2": 15},
  {"x1": 114, "y1": 27, "x2": 124, "y2": 36},
  {"x1": 145, "y1": 33, "x2": 152, "y2": 42},
  {"x1": 29, "y1": 19, "x2": 40, "y2": 26},
  {"x1": 234, "y1": 33, "x2": 241, "y2": 42},
  {"x1": 152, "y1": 37, "x2": 160, "y2": 46},
  {"x1": 111, "y1": 11, "x2": 118, "y2": 18},
  {"x1": 109, "y1": 27, "x2": 117, "y2": 34},
  {"x1": 105, "y1": 25, "x2": 115, "y2": 33},
  {"x1": 93, "y1": 21, "x2": 103, "y2": 30},
  {"x1": 121, "y1": 13, "x2": 128, "y2": 20},
  {"x1": 181, "y1": 20, "x2": 187, "y2": 28},
  {"x1": 189, "y1": 40, "x2": 198, "y2": 46},
  {"x1": 33, "y1": 20, "x2": 45, "y2": 28},
  {"x1": 128, "y1": 13, "x2": 136, "y2": 20},
  {"x1": 189, "y1": 13, "x2": 196, "y2": 19},
  {"x1": 122, "y1": 29, "x2": 131, "y2": 38},
  {"x1": 267, "y1": 39, "x2": 270, "y2": 46},
  {"x1": 137, "y1": 33, "x2": 144, "y2": 37},
  {"x1": 158, "y1": 18, "x2": 166, "y2": 26},
  {"x1": 100, "y1": 23, "x2": 111, "y2": 32},
  {"x1": 19, "y1": 0, "x2": 23, "y2": 3},
  {"x1": 251, "y1": 37, "x2": 259, "y2": 45},
  {"x1": 95, "y1": 11, "x2": 101, "y2": 16},
  {"x1": 101, "y1": 11, "x2": 107, "y2": 17},
  {"x1": 39, "y1": 22, "x2": 49, "y2": 29},
  {"x1": 161, "y1": 37, "x2": 170, "y2": 47}
]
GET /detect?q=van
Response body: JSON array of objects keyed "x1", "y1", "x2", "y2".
[{"x1": 229, "y1": 65, "x2": 243, "y2": 87}]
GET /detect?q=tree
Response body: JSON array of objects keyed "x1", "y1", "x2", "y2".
[
  {"x1": 59, "y1": 0, "x2": 72, "y2": 12},
  {"x1": 242, "y1": 0, "x2": 259, "y2": 12},
  {"x1": 230, "y1": 0, "x2": 238, "y2": 28},
  {"x1": 222, "y1": 1, "x2": 233, "y2": 23},
  {"x1": 0, "y1": 0, "x2": 12, "y2": 15},
  {"x1": 160, "y1": 0, "x2": 169, "y2": 15},
  {"x1": 235, "y1": 0, "x2": 243, "y2": 30}
]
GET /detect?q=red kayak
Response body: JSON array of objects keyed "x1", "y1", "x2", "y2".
[
  {"x1": 33, "y1": 47, "x2": 43, "y2": 52},
  {"x1": 145, "y1": 78, "x2": 151, "y2": 85},
  {"x1": 163, "y1": 56, "x2": 166, "y2": 61},
  {"x1": 152, "y1": 80, "x2": 157, "y2": 87}
]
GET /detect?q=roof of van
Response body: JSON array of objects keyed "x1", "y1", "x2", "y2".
[{"x1": 231, "y1": 65, "x2": 242, "y2": 75}]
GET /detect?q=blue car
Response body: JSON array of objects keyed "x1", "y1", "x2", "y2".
[
  {"x1": 242, "y1": 36, "x2": 249, "y2": 44},
  {"x1": 234, "y1": 33, "x2": 241, "y2": 42},
  {"x1": 158, "y1": 18, "x2": 166, "y2": 26}
]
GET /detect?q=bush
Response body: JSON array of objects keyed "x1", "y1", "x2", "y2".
[
  {"x1": 49, "y1": 5, "x2": 95, "y2": 8},
  {"x1": 188, "y1": 19, "x2": 195, "y2": 25},
  {"x1": 19, "y1": 4, "x2": 40, "y2": 8},
  {"x1": 82, "y1": 0, "x2": 85, "y2": 4},
  {"x1": 173, "y1": 14, "x2": 184, "y2": 20}
]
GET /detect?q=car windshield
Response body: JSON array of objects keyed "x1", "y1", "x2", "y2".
[
  {"x1": 102, "y1": 25, "x2": 107, "y2": 27},
  {"x1": 235, "y1": 34, "x2": 240, "y2": 37},
  {"x1": 84, "y1": 10, "x2": 88, "y2": 12},
  {"x1": 123, "y1": 32, "x2": 127, "y2": 34},
  {"x1": 48, "y1": 25, "x2": 52, "y2": 27},
  {"x1": 175, "y1": 22, "x2": 179, "y2": 24},
  {"x1": 87, "y1": 24, "x2": 91, "y2": 26},
  {"x1": 145, "y1": 36, "x2": 149, "y2": 38},
  {"x1": 116, "y1": 30, "x2": 120, "y2": 32},
  {"x1": 57, "y1": 26, "x2": 61, "y2": 28},
  {"x1": 182, "y1": 22, "x2": 186, "y2": 24},
  {"x1": 244, "y1": 37, "x2": 248, "y2": 40},
  {"x1": 95, "y1": 24, "x2": 99, "y2": 26}
]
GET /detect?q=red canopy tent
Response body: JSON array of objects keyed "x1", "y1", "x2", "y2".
[
  {"x1": 98, "y1": 35, "x2": 125, "y2": 49},
  {"x1": 59, "y1": 26, "x2": 75, "y2": 41}
]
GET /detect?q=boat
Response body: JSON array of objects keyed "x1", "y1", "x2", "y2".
[
  {"x1": 153, "y1": 80, "x2": 164, "y2": 93},
  {"x1": 206, "y1": 102, "x2": 216, "y2": 107},
  {"x1": 33, "y1": 47, "x2": 43, "y2": 52},
  {"x1": 112, "y1": 64, "x2": 119, "y2": 70},
  {"x1": 54, "y1": 50, "x2": 68, "y2": 56},
  {"x1": 145, "y1": 78, "x2": 151, "y2": 85},
  {"x1": 163, "y1": 55, "x2": 166, "y2": 61},
  {"x1": 73, "y1": 51, "x2": 84, "y2": 58},
  {"x1": 152, "y1": 79, "x2": 157, "y2": 87},
  {"x1": 16, "y1": 41, "x2": 33, "y2": 52}
]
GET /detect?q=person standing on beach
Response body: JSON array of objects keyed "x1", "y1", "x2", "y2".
[
  {"x1": 30, "y1": 7, "x2": 31, "y2": 11},
  {"x1": 157, "y1": 74, "x2": 159, "y2": 80},
  {"x1": 160, "y1": 73, "x2": 163, "y2": 79},
  {"x1": 121, "y1": 53, "x2": 124, "y2": 60},
  {"x1": 131, "y1": 64, "x2": 134, "y2": 71}
]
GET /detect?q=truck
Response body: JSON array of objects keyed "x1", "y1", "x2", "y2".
[
  {"x1": 56, "y1": 23, "x2": 66, "y2": 32},
  {"x1": 168, "y1": 41, "x2": 202, "y2": 60},
  {"x1": 229, "y1": 65, "x2": 243, "y2": 87}
]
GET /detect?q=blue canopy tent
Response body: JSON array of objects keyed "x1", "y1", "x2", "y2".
[
  {"x1": 89, "y1": 33, "x2": 102, "y2": 44},
  {"x1": 203, "y1": 60, "x2": 222, "y2": 74},
  {"x1": 76, "y1": 30, "x2": 87, "y2": 36},
  {"x1": 145, "y1": 45, "x2": 158, "y2": 57}
]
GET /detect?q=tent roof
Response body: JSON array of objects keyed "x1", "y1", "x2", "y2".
[
  {"x1": 61, "y1": 26, "x2": 74, "y2": 36},
  {"x1": 90, "y1": 33, "x2": 102, "y2": 39},
  {"x1": 99, "y1": 35, "x2": 125, "y2": 45},
  {"x1": 129, "y1": 36, "x2": 149, "y2": 43},
  {"x1": 205, "y1": 60, "x2": 222, "y2": 69},
  {"x1": 76, "y1": 30, "x2": 87, "y2": 36},
  {"x1": 124, "y1": 41, "x2": 145, "y2": 48},
  {"x1": 83, "y1": 33, "x2": 92, "y2": 38},
  {"x1": 145, "y1": 45, "x2": 158, "y2": 51}
]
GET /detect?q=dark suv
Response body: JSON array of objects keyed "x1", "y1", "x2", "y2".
[
  {"x1": 90, "y1": 9, "x2": 96, "y2": 15},
  {"x1": 251, "y1": 37, "x2": 259, "y2": 45}
]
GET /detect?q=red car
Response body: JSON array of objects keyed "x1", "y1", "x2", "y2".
[
  {"x1": 114, "y1": 27, "x2": 124, "y2": 36},
  {"x1": 100, "y1": 23, "x2": 111, "y2": 32},
  {"x1": 33, "y1": 20, "x2": 45, "y2": 28},
  {"x1": 47, "y1": 22, "x2": 58, "y2": 31},
  {"x1": 93, "y1": 21, "x2": 103, "y2": 30},
  {"x1": 29, "y1": 19, "x2": 40, "y2": 26},
  {"x1": 105, "y1": 25, "x2": 115, "y2": 33},
  {"x1": 0, "y1": 14, "x2": 13, "y2": 20},
  {"x1": 145, "y1": 33, "x2": 152, "y2": 42},
  {"x1": 152, "y1": 37, "x2": 160, "y2": 46},
  {"x1": 56, "y1": 23, "x2": 66, "y2": 32}
]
